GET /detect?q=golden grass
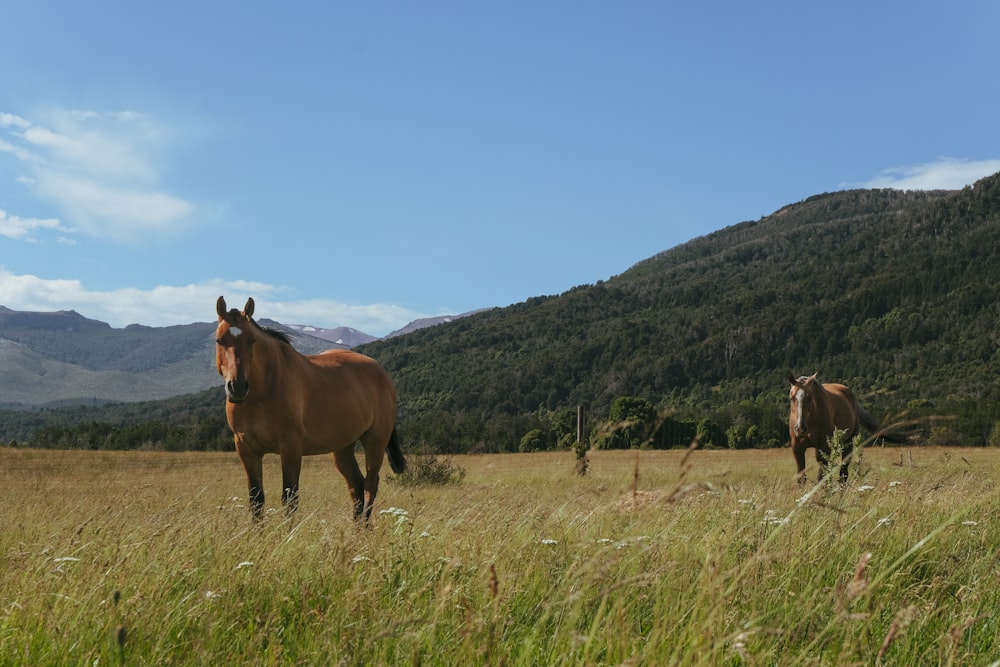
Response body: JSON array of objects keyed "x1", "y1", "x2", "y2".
[{"x1": 0, "y1": 445, "x2": 997, "y2": 665}]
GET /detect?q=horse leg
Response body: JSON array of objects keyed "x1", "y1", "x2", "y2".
[
  {"x1": 815, "y1": 446, "x2": 831, "y2": 481},
  {"x1": 236, "y1": 441, "x2": 265, "y2": 521},
  {"x1": 839, "y1": 438, "x2": 854, "y2": 484},
  {"x1": 333, "y1": 447, "x2": 366, "y2": 521},
  {"x1": 360, "y1": 441, "x2": 387, "y2": 522},
  {"x1": 792, "y1": 445, "x2": 808, "y2": 484},
  {"x1": 280, "y1": 452, "x2": 302, "y2": 516}
]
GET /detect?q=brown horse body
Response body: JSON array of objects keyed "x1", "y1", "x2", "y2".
[
  {"x1": 216, "y1": 296, "x2": 405, "y2": 521},
  {"x1": 787, "y1": 372, "x2": 895, "y2": 484}
]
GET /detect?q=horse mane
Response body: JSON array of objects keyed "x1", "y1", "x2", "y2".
[
  {"x1": 242, "y1": 316, "x2": 292, "y2": 346},
  {"x1": 259, "y1": 323, "x2": 293, "y2": 346}
]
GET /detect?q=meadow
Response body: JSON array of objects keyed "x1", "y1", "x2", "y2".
[{"x1": 0, "y1": 445, "x2": 997, "y2": 666}]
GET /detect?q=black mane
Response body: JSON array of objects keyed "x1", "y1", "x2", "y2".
[{"x1": 254, "y1": 320, "x2": 293, "y2": 345}]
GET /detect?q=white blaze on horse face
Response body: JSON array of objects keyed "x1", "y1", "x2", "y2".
[
  {"x1": 793, "y1": 387, "x2": 806, "y2": 436},
  {"x1": 230, "y1": 326, "x2": 244, "y2": 337}
]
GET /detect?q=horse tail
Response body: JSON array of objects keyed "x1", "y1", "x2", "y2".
[
  {"x1": 857, "y1": 405, "x2": 880, "y2": 432},
  {"x1": 387, "y1": 426, "x2": 406, "y2": 474},
  {"x1": 858, "y1": 405, "x2": 908, "y2": 444}
]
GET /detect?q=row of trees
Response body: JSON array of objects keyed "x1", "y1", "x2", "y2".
[
  {"x1": 21, "y1": 418, "x2": 232, "y2": 451},
  {"x1": 6, "y1": 387, "x2": 999, "y2": 452}
]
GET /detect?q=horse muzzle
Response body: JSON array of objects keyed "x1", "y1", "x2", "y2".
[{"x1": 225, "y1": 378, "x2": 250, "y2": 403}]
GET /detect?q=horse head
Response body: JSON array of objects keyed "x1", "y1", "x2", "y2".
[
  {"x1": 787, "y1": 371, "x2": 819, "y2": 439},
  {"x1": 216, "y1": 296, "x2": 257, "y2": 403}
]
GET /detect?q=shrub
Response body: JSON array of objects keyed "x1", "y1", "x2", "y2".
[
  {"x1": 519, "y1": 428, "x2": 552, "y2": 452},
  {"x1": 393, "y1": 447, "x2": 466, "y2": 486}
]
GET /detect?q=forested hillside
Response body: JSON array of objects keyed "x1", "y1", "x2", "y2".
[
  {"x1": 4, "y1": 174, "x2": 999, "y2": 452},
  {"x1": 365, "y1": 175, "x2": 1000, "y2": 451}
]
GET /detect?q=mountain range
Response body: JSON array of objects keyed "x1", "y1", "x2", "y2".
[
  {"x1": 0, "y1": 308, "x2": 473, "y2": 407},
  {"x1": 2, "y1": 172, "x2": 998, "y2": 451}
]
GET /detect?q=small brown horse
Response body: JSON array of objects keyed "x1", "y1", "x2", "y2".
[
  {"x1": 216, "y1": 296, "x2": 405, "y2": 521},
  {"x1": 787, "y1": 372, "x2": 902, "y2": 484}
]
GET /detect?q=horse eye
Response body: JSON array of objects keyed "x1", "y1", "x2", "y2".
[{"x1": 216, "y1": 338, "x2": 223, "y2": 345}]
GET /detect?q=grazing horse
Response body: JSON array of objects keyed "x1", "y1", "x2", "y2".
[
  {"x1": 215, "y1": 296, "x2": 405, "y2": 522},
  {"x1": 787, "y1": 371, "x2": 902, "y2": 484}
]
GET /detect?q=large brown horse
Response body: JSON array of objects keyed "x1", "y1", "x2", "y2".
[
  {"x1": 787, "y1": 372, "x2": 903, "y2": 484},
  {"x1": 215, "y1": 296, "x2": 405, "y2": 521}
]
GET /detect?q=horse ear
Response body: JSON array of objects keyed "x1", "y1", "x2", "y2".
[
  {"x1": 216, "y1": 296, "x2": 227, "y2": 319},
  {"x1": 243, "y1": 297, "x2": 255, "y2": 319},
  {"x1": 786, "y1": 371, "x2": 798, "y2": 386},
  {"x1": 808, "y1": 372, "x2": 818, "y2": 383}
]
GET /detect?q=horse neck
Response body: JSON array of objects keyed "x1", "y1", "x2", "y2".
[
  {"x1": 809, "y1": 383, "x2": 835, "y2": 428},
  {"x1": 251, "y1": 329, "x2": 299, "y2": 385}
]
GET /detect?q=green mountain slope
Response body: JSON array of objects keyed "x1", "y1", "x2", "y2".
[{"x1": 361, "y1": 175, "x2": 999, "y2": 449}]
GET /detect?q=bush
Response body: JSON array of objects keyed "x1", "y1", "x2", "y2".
[
  {"x1": 519, "y1": 428, "x2": 552, "y2": 452},
  {"x1": 393, "y1": 448, "x2": 466, "y2": 486}
]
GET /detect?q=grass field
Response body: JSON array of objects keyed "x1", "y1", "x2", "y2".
[{"x1": 0, "y1": 445, "x2": 997, "y2": 665}]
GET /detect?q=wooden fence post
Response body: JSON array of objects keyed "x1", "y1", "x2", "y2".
[{"x1": 574, "y1": 405, "x2": 589, "y2": 475}]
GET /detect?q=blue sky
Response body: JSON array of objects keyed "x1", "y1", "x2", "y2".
[{"x1": 1, "y1": 2, "x2": 998, "y2": 336}]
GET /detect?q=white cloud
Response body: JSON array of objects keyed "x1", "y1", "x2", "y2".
[
  {"x1": 850, "y1": 158, "x2": 1000, "y2": 191},
  {"x1": 0, "y1": 209, "x2": 72, "y2": 242},
  {"x1": 0, "y1": 109, "x2": 194, "y2": 242},
  {"x1": 0, "y1": 269, "x2": 428, "y2": 336},
  {"x1": 0, "y1": 113, "x2": 31, "y2": 129},
  {"x1": 33, "y1": 173, "x2": 192, "y2": 235}
]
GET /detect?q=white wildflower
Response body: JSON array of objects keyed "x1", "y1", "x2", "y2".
[
  {"x1": 888, "y1": 481, "x2": 901, "y2": 488},
  {"x1": 876, "y1": 517, "x2": 892, "y2": 527},
  {"x1": 857, "y1": 485, "x2": 875, "y2": 492},
  {"x1": 379, "y1": 507, "x2": 410, "y2": 527},
  {"x1": 235, "y1": 561, "x2": 254, "y2": 570},
  {"x1": 541, "y1": 539, "x2": 558, "y2": 545},
  {"x1": 762, "y1": 510, "x2": 789, "y2": 526},
  {"x1": 379, "y1": 507, "x2": 409, "y2": 517},
  {"x1": 962, "y1": 521, "x2": 978, "y2": 526}
]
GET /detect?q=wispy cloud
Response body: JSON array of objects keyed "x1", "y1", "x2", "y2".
[
  {"x1": 0, "y1": 109, "x2": 193, "y2": 242},
  {"x1": 0, "y1": 209, "x2": 73, "y2": 243},
  {"x1": 848, "y1": 158, "x2": 1000, "y2": 191},
  {"x1": 0, "y1": 269, "x2": 429, "y2": 336}
]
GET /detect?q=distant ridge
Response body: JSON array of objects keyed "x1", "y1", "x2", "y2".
[
  {"x1": 385, "y1": 310, "x2": 490, "y2": 339},
  {"x1": 284, "y1": 324, "x2": 377, "y2": 348},
  {"x1": 0, "y1": 307, "x2": 477, "y2": 406}
]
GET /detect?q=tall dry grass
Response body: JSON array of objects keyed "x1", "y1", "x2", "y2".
[{"x1": 0, "y1": 445, "x2": 997, "y2": 665}]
